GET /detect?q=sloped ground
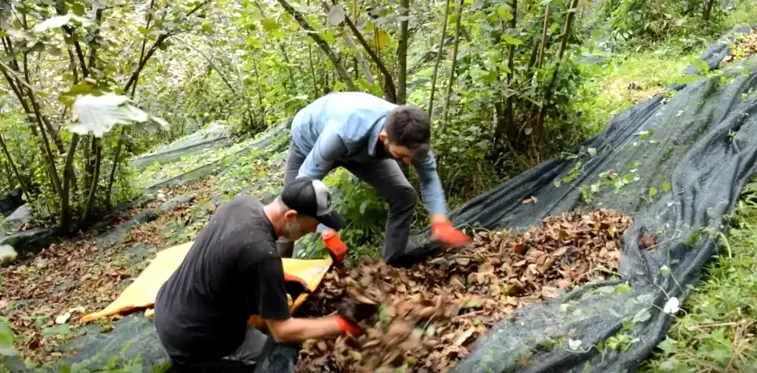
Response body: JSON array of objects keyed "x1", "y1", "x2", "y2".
[{"x1": 0, "y1": 142, "x2": 287, "y2": 368}]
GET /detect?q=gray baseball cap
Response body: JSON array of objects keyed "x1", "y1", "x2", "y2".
[{"x1": 281, "y1": 177, "x2": 345, "y2": 230}]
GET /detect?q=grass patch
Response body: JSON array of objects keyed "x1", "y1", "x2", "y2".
[
  {"x1": 641, "y1": 184, "x2": 757, "y2": 372},
  {"x1": 575, "y1": 48, "x2": 698, "y2": 134}
]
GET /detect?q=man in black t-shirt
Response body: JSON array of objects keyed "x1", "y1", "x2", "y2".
[{"x1": 154, "y1": 177, "x2": 360, "y2": 371}]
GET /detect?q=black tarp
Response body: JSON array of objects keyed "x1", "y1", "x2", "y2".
[
  {"x1": 402, "y1": 26, "x2": 757, "y2": 373},
  {"x1": 22, "y1": 25, "x2": 757, "y2": 373}
]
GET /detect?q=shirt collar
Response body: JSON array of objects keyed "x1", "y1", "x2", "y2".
[{"x1": 367, "y1": 116, "x2": 387, "y2": 158}]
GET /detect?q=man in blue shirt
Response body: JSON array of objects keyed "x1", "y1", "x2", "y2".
[{"x1": 279, "y1": 92, "x2": 469, "y2": 266}]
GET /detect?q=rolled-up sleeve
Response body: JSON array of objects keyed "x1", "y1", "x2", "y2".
[{"x1": 414, "y1": 150, "x2": 448, "y2": 215}]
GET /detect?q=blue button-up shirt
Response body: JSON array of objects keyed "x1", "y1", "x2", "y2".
[{"x1": 291, "y1": 92, "x2": 448, "y2": 216}]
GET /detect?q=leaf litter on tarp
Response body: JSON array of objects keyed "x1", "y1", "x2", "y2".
[{"x1": 295, "y1": 208, "x2": 632, "y2": 373}]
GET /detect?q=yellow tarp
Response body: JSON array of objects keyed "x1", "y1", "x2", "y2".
[{"x1": 82, "y1": 241, "x2": 332, "y2": 324}]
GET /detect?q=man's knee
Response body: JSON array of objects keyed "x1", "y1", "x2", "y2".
[{"x1": 390, "y1": 185, "x2": 417, "y2": 211}]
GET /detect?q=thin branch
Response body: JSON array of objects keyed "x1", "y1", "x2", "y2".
[
  {"x1": 442, "y1": 0, "x2": 464, "y2": 128},
  {"x1": 428, "y1": 0, "x2": 452, "y2": 118},
  {"x1": 277, "y1": 0, "x2": 357, "y2": 90},
  {"x1": 0, "y1": 133, "x2": 32, "y2": 202},
  {"x1": 335, "y1": 2, "x2": 397, "y2": 102},
  {"x1": 396, "y1": 0, "x2": 410, "y2": 104}
]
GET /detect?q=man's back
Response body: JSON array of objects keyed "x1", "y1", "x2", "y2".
[
  {"x1": 291, "y1": 92, "x2": 397, "y2": 151},
  {"x1": 154, "y1": 195, "x2": 289, "y2": 363}
]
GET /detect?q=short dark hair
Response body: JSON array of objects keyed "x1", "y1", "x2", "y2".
[{"x1": 384, "y1": 106, "x2": 431, "y2": 150}]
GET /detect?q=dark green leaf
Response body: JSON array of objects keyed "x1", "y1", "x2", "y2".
[
  {"x1": 72, "y1": 3, "x2": 85, "y2": 16},
  {"x1": 261, "y1": 18, "x2": 278, "y2": 31},
  {"x1": 497, "y1": 4, "x2": 514, "y2": 21},
  {"x1": 501, "y1": 33, "x2": 522, "y2": 45}
]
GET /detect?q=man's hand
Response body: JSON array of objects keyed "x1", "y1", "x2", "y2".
[
  {"x1": 335, "y1": 297, "x2": 379, "y2": 337},
  {"x1": 430, "y1": 215, "x2": 470, "y2": 248},
  {"x1": 322, "y1": 229, "x2": 348, "y2": 263}
]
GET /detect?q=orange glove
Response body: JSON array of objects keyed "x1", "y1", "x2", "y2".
[
  {"x1": 322, "y1": 229, "x2": 348, "y2": 263},
  {"x1": 334, "y1": 315, "x2": 362, "y2": 337},
  {"x1": 431, "y1": 220, "x2": 470, "y2": 247}
]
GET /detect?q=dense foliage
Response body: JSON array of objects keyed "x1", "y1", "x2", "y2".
[{"x1": 0, "y1": 0, "x2": 747, "y2": 238}]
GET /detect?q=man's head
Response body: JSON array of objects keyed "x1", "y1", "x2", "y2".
[
  {"x1": 267, "y1": 177, "x2": 345, "y2": 241},
  {"x1": 379, "y1": 105, "x2": 431, "y2": 164}
]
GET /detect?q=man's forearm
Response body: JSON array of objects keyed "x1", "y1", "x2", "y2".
[
  {"x1": 416, "y1": 152, "x2": 448, "y2": 216},
  {"x1": 265, "y1": 316, "x2": 342, "y2": 344}
]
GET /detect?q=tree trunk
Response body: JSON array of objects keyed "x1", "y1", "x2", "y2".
[
  {"x1": 537, "y1": 4, "x2": 550, "y2": 69},
  {"x1": 442, "y1": 0, "x2": 464, "y2": 128},
  {"x1": 253, "y1": 60, "x2": 266, "y2": 129},
  {"x1": 396, "y1": 0, "x2": 410, "y2": 104},
  {"x1": 278, "y1": 0, "x2": 357, "y2": 90},
  {"x1": 337, "y1": 3, "x2": 397, "y2": 102},
  {"x1": 427, "y1": 0, "x2": 452, "y2": 118},
  {"x1": 82, "y1": 138, "x2": 102, "y2": 223},
  {"x1": 537, "y1": 0, "x2": 579, "y2": 129},
  {"x1": 504, "y1": 0, "x2": 517, "y2": 138},
  {"x1": 0, "y1": 133, "x2": 32, "y2": 202},
  {"x1": 703, "y1": 0, "x2": 716, "y2": 21},
  {"x1": 60, "y1": 134, "x2": 80, "y2": 232},
  {"x1": 308, "y1": 45, "x2": 319, "y2": 96}
]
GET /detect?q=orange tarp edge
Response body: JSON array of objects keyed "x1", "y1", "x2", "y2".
[{"x1": 81, "y1": 241, "x2": 332, "y2": 323}]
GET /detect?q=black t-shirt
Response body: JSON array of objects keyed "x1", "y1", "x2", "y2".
[{"x1": 154, "y1": 195, "x2": 291, "y2": 363}]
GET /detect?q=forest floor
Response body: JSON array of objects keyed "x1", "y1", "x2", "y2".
[{"x1": 3, "y1": 26, "x2": 757, "y2": 373}]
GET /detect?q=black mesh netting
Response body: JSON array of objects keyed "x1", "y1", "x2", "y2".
[{"x1": 31, "y1": 25, "x2": 757, "y2": 373}]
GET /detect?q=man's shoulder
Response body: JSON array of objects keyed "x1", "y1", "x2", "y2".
[{"x1": 218, "y1": 194, "x2": 263, "y2": 214}]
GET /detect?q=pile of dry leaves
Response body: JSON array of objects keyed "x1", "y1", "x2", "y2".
[
  {"x1": 723, "y1": 28, "x2": 757, "y2": 65},
  {"x1": 295, "y1": 208, "x2": 632, "y2": 373}
]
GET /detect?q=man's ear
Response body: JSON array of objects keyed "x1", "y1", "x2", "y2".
[
  {"x1": 379, "y1": 130, "x2": 388, "y2": 143},
  {"x1": 283, "y1": 209, "x2": 298, "y2": 223}
]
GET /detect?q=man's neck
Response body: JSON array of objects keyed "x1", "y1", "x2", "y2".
[{"x1": 263, "y1": 203, "x2": 284, "y2": 237}]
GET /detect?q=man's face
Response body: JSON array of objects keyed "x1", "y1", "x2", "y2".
[
  {"x1": 283, "y1": 214, "x2": 319, "y2": 241},
  {"x1": 383, "y1": 140, "x2": 415, "y2": 165}
]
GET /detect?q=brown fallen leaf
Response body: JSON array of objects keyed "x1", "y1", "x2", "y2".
[
  {"x1": 641, "y1": 232, "x2": 656, "y2": 250},
  {"x1": 522, "y1": 196, "x2": 538, "y2": 205}
]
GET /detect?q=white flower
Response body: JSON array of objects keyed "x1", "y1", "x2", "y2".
[
  {"x1": 663, "y1": 297, "x2": 680, "y2": 314},
  {"x1": 568, "y1": 339, "x2": 582, "y2": 351}
]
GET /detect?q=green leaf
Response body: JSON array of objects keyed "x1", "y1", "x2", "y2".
[
  {"x1": 632, "y1": 308, "x2": 651, "y2": 323},
  {"x1": 497, "y1": 4, "x2": 514, "y2": 21},
  {"x1": 662, "y1": 182, "x2": 672, "y2": 193},
  {"x1": 321, "y1": 31, "x2": 336, "y2": 44},
  {"x1": 500, "y1": 33, "x2": 523, "y2": 45},
  {"x1": 72, "y1": 3, "x2": 85, "y2": 16},
  {"x1": 649, "y1": 187, "x2": 658, "y2": 199},
  {"x1": 67, "y1": 82, "x2": 97, "y2": 95},
  {"x1": 138, "y1": 26, "x2": 149, "y2": 35},
  {"x1": 201, "y1": 22, "x2": 212, "y2": 33},
  {"x1": 615, "y1": 283, "x2": 632, "y2": 294},
  {"x1": 657, "y1": 337, "x2": 679, "y2": 356},
  {"x1": 261, "y1": 18, "x2": 279, "y2": 31},
  {"x1": 659, "y1": 265, "x2": 670, "y2": 277},
  {"x1": 376, "y1": 30, "x2": 391, "y2": 48},
  {"x1": 41, "y1": 324, "x2": 70, "y2": 337}
]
